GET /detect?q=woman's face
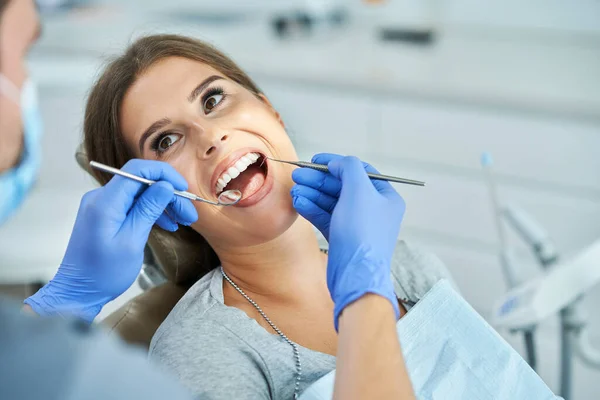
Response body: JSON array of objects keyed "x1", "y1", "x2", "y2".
[{"x1": 120, "y1": 56, "x2": 299, "y2": 249}]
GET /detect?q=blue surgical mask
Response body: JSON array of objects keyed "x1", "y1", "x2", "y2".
[{"x1": 0, "y1": 74, "x2": 43, "y2": 225}]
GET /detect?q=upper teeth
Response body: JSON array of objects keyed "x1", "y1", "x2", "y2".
[{"x1": 216, "y1": 152, "x2": 261, "y2": 194}]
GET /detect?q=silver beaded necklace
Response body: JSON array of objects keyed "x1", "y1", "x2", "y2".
[
  {"x1": 221, "y1": 267, "x2": 302, "y2": 399},
  {"x1": 220, "y1": 249, "x2": 327, "y2": 400}
]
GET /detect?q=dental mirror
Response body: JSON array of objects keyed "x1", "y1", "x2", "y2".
[
  {"x1": 89, "y1": 161, "x2": 242, "y2": 206},
  {"x1": 214, "y1": 190, "x2": 242, "y2": 206}
]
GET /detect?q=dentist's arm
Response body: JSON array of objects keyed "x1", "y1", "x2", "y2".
[
  {"x1": 336, "y1": 294, "x2": 413, "y2": 400},
  {"x1": 24, "y1": 159, "x2": 198, "y2": 323},
  {"x1": 292, "y1": 154, "x2": 415, "y2": 399}
]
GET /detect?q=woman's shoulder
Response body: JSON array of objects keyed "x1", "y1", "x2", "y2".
[
  {"x1": 390, "y1": 240, "x2": 457, "y2": 304},
  {"x1": 149, "y1": 268, "x2": 267, "y2": 358},
  {"x1": 148, "y1": 270, "x2": 273, "y2": 398},
  {"x1": 150, "y1": 268, "x2": 223, "y2": 352},
  {"x1": 149, "y1": 308, "x2": 272, "y2": 399},
  {"x1": 316, "y1": 230, "x2": 456, "y2": 305}
]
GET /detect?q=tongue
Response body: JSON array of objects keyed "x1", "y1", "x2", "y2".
[{"x1": 225, "y1": 164, "x2": 266, "y2": 198}]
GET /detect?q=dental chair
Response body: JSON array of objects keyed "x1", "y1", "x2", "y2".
[{"x1": 75, "y1": 145, "x2": 218, "y2": 349}]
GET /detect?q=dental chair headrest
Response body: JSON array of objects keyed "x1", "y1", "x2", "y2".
[{"x1": 75, "y1": 144, "x2": 218, "y2": 286}]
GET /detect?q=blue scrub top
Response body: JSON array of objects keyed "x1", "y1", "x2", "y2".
[{"x1": 0, "y1": 298, "x2": 193, "y2": 400}]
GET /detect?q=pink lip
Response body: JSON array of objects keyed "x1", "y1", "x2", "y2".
[{"x1": 211, "y1": 147, "x2": 266, "y2": 196}]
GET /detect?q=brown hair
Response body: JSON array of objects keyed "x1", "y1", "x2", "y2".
[
  {"x1": 0, "y1": 0, "x2": 9, "y2": 19},
  {"x1": 83, "y1": 34, "x2": 263, "y2": 284},
  {"x1": 0, "y1": 0, "x2": 11, "y2": 54}
]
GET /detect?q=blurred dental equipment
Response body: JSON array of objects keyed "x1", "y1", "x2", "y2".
[
  {"x1": 493, "y1": 241, "x2": 600, "y2": 329},
  {"x1": 268, "y1": 157, "x2": 426, "y2": 187},
  {"x1": 368, "y1": 0, "x2": 440, "y2": 45},
  {"x1": 481, "y1": 152, "x2": 539, "y2": 370},
  {"x1": 271, "y1": 0, "x2": 347, "y2": 38},
  {"x1": 482, "y1": 153, "x2": 600, "y2": 400},
  {"x1": 89, "y1": 161, "x2": 242, "y2": 206}
]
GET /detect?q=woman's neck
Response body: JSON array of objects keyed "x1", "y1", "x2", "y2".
[{"x1": 216, "y1": 217, "x2": 327, "y2": 304}]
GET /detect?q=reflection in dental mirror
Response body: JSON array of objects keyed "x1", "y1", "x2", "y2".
[{"x1": 217, "y1": 189, "x2": 242, "y2": 206}]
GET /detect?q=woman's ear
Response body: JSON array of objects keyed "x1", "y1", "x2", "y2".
[{"x1": 258, "y1": 93, "x2": 286, "y2": 129}]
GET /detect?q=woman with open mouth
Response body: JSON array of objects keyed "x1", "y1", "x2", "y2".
[{"x1": 81, "y1": 34, "x2": 454, "y2": 399}]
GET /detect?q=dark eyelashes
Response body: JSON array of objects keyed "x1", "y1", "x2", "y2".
[
  {"x1": 149, "y1": 86, "x2": 227, "y2": 154},
  {"x1": 202, "y1": 86, "x2": 226, "y2": 106},
  {"x1": 150, "y1": 131, "x2": 172, "y2": 152}
]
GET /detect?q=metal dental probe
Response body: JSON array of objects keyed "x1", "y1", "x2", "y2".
[
  {"x1": 267, "y1": 158, "x2": 426, "y2": 187},
  {"x1": 89, "y1": 161, "x2": 242, "y2": 206}
]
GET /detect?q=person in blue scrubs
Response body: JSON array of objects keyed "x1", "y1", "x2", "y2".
[{"x1": 0, "y1": 1, "x2": 413, "y2": 399}]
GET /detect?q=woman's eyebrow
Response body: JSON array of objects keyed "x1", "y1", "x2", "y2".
[
  {"x1": 188, "y1": 75, "x2": 224, "y2": 103},
  {"x1": 139, "y1": 117, "x2": 172, "y2": 154},
  {"x1": 137, "y1": 76, "x2": 223, "y2": 153}
]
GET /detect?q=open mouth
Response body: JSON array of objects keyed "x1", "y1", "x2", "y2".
[{"x1": 214, "y1": 152, "x2": 268, "y2": 200}]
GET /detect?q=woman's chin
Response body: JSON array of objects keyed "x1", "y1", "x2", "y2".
[
  {"x1": 227, "y1": 190, "x2": 298, "y2": 246},
  {"x1": 251, "y1": 212, "x2": 298, "y2": 244}
]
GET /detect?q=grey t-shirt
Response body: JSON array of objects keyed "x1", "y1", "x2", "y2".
[
  {"x1": 149, "y1": 241, "x2": 454, "y2": 400},
  {"x1": 0, "y1": 298, "x2": 193, "y2": 400}
]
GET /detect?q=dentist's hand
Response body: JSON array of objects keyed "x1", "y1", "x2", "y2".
[
  {"x1": 25, "y1": 159, "x2": 198, "y2": 323},
  {"x1": 291, "y1": 154, "x2": 405, "y2": 330}
]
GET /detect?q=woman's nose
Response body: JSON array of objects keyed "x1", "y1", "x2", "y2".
[
  {"x1": 204, "y1": 133, "x2": 229, "y2": 157},
  {"x1": 193, "y1": 122, "x2": 229, "y2": 159}
]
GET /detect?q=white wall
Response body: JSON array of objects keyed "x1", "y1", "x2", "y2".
[{"x1": 368, "y1": 0, "x2": 600, "y2": 34}]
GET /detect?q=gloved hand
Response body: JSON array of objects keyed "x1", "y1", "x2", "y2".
[
  {"x1": 291, "y1": 153, "x2": 405, "y2": 330},
  {"x1": 25, "y1": 159, "x2": 198, "y2": 323}
]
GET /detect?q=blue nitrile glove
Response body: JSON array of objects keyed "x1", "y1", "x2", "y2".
[
  {"x1": 291, "y1": 154, "x2": 405, "y2": 330},
  {"x1": 25, "y1": 159, "x2": 198, "y2": 323}
]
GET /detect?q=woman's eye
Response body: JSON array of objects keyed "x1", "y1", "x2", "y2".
[
  {"x1": 203, "y1": 93, "x2": 224, "y2": 113},
  {"x1": 157, "y1": 133, "x2": 180, "y2": 152}
]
